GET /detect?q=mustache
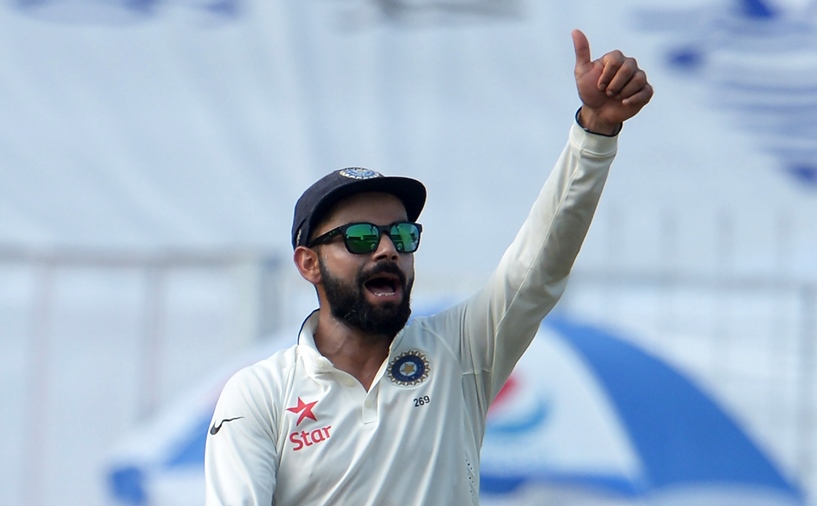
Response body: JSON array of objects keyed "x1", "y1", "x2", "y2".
[{"x1": 357, "y1": 261, "x2": 407, "y2": 288}]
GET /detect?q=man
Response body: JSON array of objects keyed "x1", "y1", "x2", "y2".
[{"x1": 205, "y1": 29, "x2": 652, "y2": 505}]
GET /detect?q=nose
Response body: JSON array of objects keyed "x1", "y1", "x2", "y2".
[{"x1": 372, "y1": 231, "x2": 399, "y2": 260}]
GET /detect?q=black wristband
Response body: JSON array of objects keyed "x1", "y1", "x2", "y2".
[{"x1": 575, "y1": 108, "x2": 622, "y2": 137}]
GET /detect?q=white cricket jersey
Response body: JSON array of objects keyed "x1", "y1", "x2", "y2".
[{"x1": 205, "y1": 122, "x2": 617, "y2": 506}]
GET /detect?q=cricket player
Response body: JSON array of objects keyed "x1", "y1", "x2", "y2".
[{"x1": 205, "y1": 29, "x2": 652, "y2": 505}]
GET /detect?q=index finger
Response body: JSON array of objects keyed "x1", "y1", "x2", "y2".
[{"x1": 572, "y1": 29, "x2": 591, "y2": 67}]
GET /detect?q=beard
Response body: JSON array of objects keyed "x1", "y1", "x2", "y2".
[{"x1": 319, "y1": 259, "x2": 413, "y2": 339}]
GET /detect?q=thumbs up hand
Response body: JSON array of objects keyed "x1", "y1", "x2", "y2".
[{"x1": 572, "y1": 29, "x2": 653, "y2": 135}]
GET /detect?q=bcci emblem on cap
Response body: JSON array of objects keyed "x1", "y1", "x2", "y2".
[
  {"x1": 388, "y1": 351, "x2": 430, "y2": 387},
  {"x1": 338, "y1": 168, "x2": 382, "y2": 180}
]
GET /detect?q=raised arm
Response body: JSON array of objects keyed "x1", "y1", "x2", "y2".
[{"x1": 435, "y1": 29, "x2": 653, "y2": 412}]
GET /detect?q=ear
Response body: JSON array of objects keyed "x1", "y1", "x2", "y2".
[{"x1": 293, "y1": 246, "x2": 322, "y2": 285}]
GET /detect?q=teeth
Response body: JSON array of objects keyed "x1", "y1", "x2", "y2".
[{"x1": 369, "y1": 286, "x2": 397, "y2": 296}]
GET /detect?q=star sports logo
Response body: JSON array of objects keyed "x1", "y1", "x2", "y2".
[
  {"x1": 287, "y1": 397, "x2": 332, "y2": 452},
  {"x1": 287, "y1": 397, "x2": 318, "y2": 425}
]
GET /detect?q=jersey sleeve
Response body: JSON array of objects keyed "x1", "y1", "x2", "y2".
[
  {"x1": 435, "y1": 121, "x2": 618, "y2": 413},
  {"x1": 205, "y1": 365, "x2": 280, "y2": 506}
]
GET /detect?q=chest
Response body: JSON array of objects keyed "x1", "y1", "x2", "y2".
[{"x1": 274, "y1": 347, "x2": 465, "y2": 490}]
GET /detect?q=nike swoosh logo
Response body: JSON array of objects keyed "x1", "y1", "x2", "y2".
[{"x1": 210, "y1": 416, "x2": 243, "y2": 435}]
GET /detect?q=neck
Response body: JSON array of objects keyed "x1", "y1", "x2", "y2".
[{"x1": 313, "y1": 306, "x2": 393, "y2": 391}]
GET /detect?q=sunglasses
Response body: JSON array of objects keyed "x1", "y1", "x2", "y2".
[{"x1": 308, "y1": 221, "x2": 423, "y2": 254}]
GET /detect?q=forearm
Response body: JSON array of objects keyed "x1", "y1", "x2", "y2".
[
  {"x1": 497, "y1": 121, "x2": 616, "y2": 293},
  {"x1": 461, "y1": 120, "x2": 617, "y2": 399}
]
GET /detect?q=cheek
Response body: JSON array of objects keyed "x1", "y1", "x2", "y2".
[
  {"x1": 320, "y1": 251, "x2": 363, "y2": 282},
  {"x1": 400, "y1": 256, "x2": 416, "y2": 279}
]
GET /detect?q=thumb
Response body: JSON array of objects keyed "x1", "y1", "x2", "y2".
[{"x1": 572, "y1": 29, "x2": 591, "y2": 68}]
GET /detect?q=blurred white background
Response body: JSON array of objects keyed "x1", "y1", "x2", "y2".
[{"x1": 1, "y1": 0, "x2": 816, "y2": 504}]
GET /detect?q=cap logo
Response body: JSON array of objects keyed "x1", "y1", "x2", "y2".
[{"x1": 339, "y1": 168, "x2": 382, "y2": 180}]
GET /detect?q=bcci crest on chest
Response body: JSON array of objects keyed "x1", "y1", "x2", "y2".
[{"x1": 387, "y1": 350, "x2": 430, "y2": 387}]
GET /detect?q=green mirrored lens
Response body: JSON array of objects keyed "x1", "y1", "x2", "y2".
[
  {"x1": 344, "y1": 223, "x2": 380, "y2": 253},
  {"x1": 390, "y1": 223, "x2": 420, "y2": 252}
]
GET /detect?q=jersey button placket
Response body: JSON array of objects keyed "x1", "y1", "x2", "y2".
[{"x1": 361, "y1": 387, "x2": 378, "y2": 425}]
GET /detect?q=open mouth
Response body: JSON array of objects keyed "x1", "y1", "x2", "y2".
[{"x1": 364, "y1": 273, "x2": 401, "y2": 298}]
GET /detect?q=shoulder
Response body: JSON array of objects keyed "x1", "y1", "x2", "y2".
[
  {"x1": 399, "y1": 310, "x2": 464, "y2": 354},
  {"x1": 221, "y1": 344, "x2": 300, "y2": 399},
  {"x1": 406, "y1": 300, "x2": 468, "y2": 336}
]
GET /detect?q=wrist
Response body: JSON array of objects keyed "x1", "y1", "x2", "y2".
[{"x1": 575, "y1": 107, "x2": 622, "y2": 137}]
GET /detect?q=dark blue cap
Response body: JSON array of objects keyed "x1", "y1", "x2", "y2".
[{"x1": 292, "y1": 167, "x2": 427, "y2": 249}]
